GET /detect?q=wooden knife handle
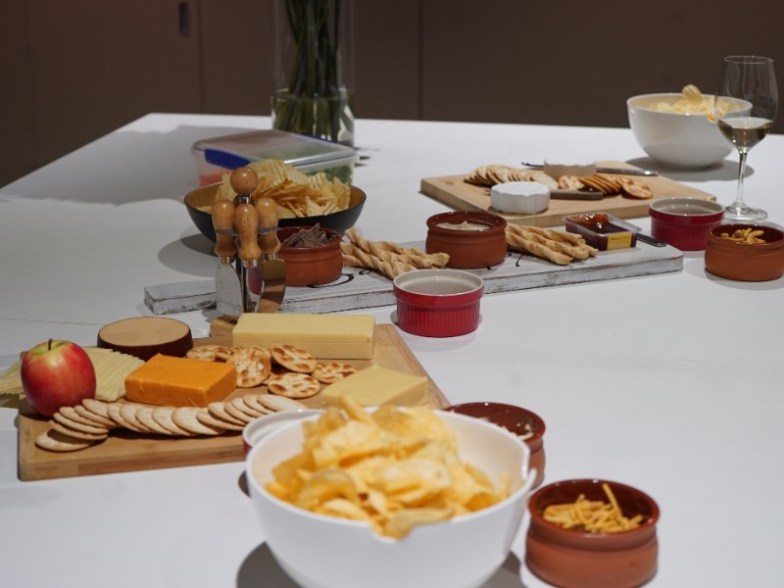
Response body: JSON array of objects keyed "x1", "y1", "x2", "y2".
[
  {"x1": 256, "y1": 197, "x2": 281, "y2": 255},
  {"x1": 235, "y1": 202, "x2": 261, "y2": 262},
  {"x1": 230, "y1": 166, "x2": 258, "y2": 197},
  {"x1": 212, "y1": 199, "x2": 236, "y2": 258}
]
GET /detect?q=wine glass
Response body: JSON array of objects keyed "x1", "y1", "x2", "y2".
[{"x1": 715, "y1": 55, "x2": 778, "y2": 221}]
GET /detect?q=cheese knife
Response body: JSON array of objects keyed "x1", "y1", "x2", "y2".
[
  {"x1": 230, "y1": 167, "x2": 262, "y2": 313},
  {"x1": 521, "y1": 161, "x2": 658, "y2": 177},
  {"x1": 256, "y1": 197, "x2": 286, "y2": 313},
  {"x1": 211, "y1": 199, "x2": 243, "y2": 317}
]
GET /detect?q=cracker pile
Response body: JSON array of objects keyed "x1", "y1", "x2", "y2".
[
  {"x1": 559, "y1": 174, "x2": 653, "y2": 199},
  {"x1": 464, "y1": 164, "x2": 653, "y2": 199},
  {"x1": 505, "y1": 224, "x2": 598, "y2": 265},
  {"x1": 34, "y1": 343, "x2": 360, "y2": 453},
  {"x1": 188, "y1": 343, "x2": 357, "y2": 398},
  {"x1": 341, "y1": 227, "x2": 450, "y2": 279},
  {"x1": 34, "y1": 394, "x2": 308, "y2": 453},
  {"x1": 465, "y1": 165, "x2": 558, "y2": 189}
]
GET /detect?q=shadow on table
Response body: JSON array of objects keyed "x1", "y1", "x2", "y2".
[
  {"x1": 236, "y1": 543, "x2": 528, "y2": 587},
  {"x1": 0, "y1": 125, "x2": 256, "y2": 205},
  {"x1": 625, "y1": 157, "x2": 747, "y2": 184}
]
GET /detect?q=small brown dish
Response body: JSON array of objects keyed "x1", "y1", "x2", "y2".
[
  {"x1": 277, "y1": 226, "x2": 344, "y2": 287},
  {"x1": 704, "y1": 223, "x2": 784, "y2": 281},
  {"x1": 443, "y1": 402, "x2": 546, "y2": 488},
  {"x1": 425, "y1": 211, "x2": 507, "y2": 269},
  {"x1": 526, "y1": 479, "x2": 660, "y2": 588}
]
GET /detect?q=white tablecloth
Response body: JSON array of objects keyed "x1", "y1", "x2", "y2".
[{"x1": 1, "y1": 114, "x2": 783, "y2": 587}]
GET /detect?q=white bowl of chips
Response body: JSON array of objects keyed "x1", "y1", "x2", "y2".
[
  {"x1": 245, "y1": 403, "x2": 535, "y2": 588},
  {"x1": 627, "y1": 89, "x2": 751, "y2": 169}
]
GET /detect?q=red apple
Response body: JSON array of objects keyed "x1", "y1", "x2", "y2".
[{"x1": 21, "y1": 339, "x2": 97, "y2": 416}]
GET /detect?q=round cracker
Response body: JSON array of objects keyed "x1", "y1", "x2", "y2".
[
  {"x1": 256, "y1": 394, "x2": 308, "y2": 412},
  {"x1": 151, "y1": 406, "x2": 192, "y2": 436},
  {"x1": 74, "y1": 404, "x2": 116, "y2": 428},
  {"x1": 242, "y1": 394, "x2": 274, "y2": 416},
  {"x1": 136, "y1": 405, "x2": 175, "y2": 435},
  {"x1": 208, "y1": 401, "x2": 247, "y2": 426},
  {"x1": 267, "y1": 372, "x2": 320, "y2": 399},
  {"x1": 107, "y1": 402, "x2": 137, "y2": 430},
  {"x1": 50, "y1": 419, "x2": 109, "y2": 441},
  {"x1": 82, "y1": 398, "x2": 112, "y2": 420},
  {"x1": 197, "y1": 409, "x2": 245, "y2": 432},
  {"x1": 231, "y1": 347, "x2": 272, "y2": 388},
  {"x1": 172, "y1": 407, "x2": 224, "y2": 436},
  {"x1": 120, "y1": 403, "x2": 155, "y2": 433},
  {"x1": 270, "y1": 344, "x2": 317, "y2": 374},
  {"x1": 224, "y1": 401, "x2": 257, "y2": 424},
  {"x1": 53, "y1": 410, "x2": 111, "y2": 436},
  {"x1": 312, "y1": 362, "x2": 357, "y2": 384},
  {"x1": 230, "y1": 396, "x2": 265, "y2": 419},
  {"x1": 36, "y1": 428, "x2": 96, "y2": 452}
]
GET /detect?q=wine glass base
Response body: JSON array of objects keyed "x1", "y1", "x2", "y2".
[{"x1": 723, "y1": 205, "x2": 768, "y2": 222}]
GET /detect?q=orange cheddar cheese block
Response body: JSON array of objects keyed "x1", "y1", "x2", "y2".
[{"x1": 124, "y1": 354, "x2": 236, "y2": 407}]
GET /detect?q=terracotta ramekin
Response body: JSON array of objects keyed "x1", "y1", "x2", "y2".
[
  {"x1": 425, "y1": 211, "x2": 507, "y2": 269},
  {"x1": 443, "y1": 402, "x2": 546, "y2": 488},
  {"x1": 392, "y1": 269, "x2": 484, "y2": 337},
  {"x1": 705, "y1": 223, "x2": 784, "y2": 281},
  {"x1": 526, "y1": 479, "x2": 660, "y2": 588},
  {"x1": 277, "y1": 226, "x2": 343, "y2": 287}
]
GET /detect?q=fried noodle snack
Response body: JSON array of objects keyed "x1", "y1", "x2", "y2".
[
  {"x1": 719, "y1": 227, "x2": 766, "y2": 244},
  {"x1": 543, "y1": 483, "x2": 644, "y2": 533},
  {"x1": 262, "y1": 398, "x2": 511, "y2": 539}
]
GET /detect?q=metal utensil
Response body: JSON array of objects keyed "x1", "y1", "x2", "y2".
[
  {"x1": 212, "y1": 199, "x2": 243, "y2": 317},
  {"x1": 609, "y1": 216, "x2": 667, "y2": 247},
  {"x1": 521, "y1": 161, "x2": 658, "y2": 177},
  {"x1": 256, "y1": 197, "x2": 286, "y2": 313}
]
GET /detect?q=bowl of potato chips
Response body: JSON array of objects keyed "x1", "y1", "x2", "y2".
[
  {"x1": 627, "y1": 86, "x2": 750, "y2": 169},
  {"x1": 245, "y1": 400, "x2": 534, "y2": 588},
  {"x1": 184, "y1": 159, "x2": 365, "y2": 242}
]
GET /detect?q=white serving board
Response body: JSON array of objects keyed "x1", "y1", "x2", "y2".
[
  {"x1": 280, "y1": 240, "x2": 683, "y2": 313},
  {"x1": 146, "y1": 241, "x2": 682, "y2": 315}
]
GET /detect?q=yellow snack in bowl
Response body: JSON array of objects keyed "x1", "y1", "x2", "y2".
[{"x1": 263, "y1": 398, "x2": 511, "y2": 539}]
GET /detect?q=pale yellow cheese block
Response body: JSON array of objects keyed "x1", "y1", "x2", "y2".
[
  {"x1": 321, "y1": 364, "x2": 428, "y2": 407},
  {"x1": 232, "y1": 313, "x2": 375, "y2": 360}
]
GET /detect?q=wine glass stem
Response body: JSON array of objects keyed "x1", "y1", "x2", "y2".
[{"x1": 729, "y1": 149, "x2": 749, "y2": 213}]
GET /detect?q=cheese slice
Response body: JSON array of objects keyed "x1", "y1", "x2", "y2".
[
  {"x1": 124, "y1": 354, "x2": 236, "y2": 407},
  {"x1": 232, "y1": 313, "x2": 375, "y2": 360},
  {"x1": 321, "y1": 365, "x2": 428, "y2": 407}
]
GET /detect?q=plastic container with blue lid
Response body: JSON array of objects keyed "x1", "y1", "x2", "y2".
[{"x1": 191, "y1": 129, "x2": 357, "y2": 187}]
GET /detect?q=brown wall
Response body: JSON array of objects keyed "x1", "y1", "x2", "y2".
[{"x1": 1, "y1": 0, "x2": 782, "y2": 187}]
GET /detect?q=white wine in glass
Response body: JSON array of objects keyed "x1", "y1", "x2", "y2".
[{"x1": 715, "y1": 55, "x2": 778, "y2": 221}]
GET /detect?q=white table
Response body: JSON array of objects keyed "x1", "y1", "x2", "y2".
[{"x1": 1, "y1": 114, "x2": 782, "y2": 587}]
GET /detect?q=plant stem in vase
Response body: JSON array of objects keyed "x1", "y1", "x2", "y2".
[{"x1": 271, "y1": 0, "x2": 355, "y2": 147}]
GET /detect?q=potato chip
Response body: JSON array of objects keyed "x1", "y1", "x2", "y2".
[
  {"x1": 215, "y1": 159, "x2": 352, "y2": 219},
  {"x1": 263, "y1": 397, "x2": 510, "y2": 538}
]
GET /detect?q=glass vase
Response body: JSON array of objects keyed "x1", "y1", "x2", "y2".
[{"x1": 271, "y1": 0, "x2": 355, "y2": 147}]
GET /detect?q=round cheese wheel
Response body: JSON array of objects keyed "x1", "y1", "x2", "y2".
[{"x1": 97, "y1": 317, "x2": 193, "y2": 361}]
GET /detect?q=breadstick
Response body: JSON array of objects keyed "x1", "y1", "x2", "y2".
[
  {"x1": 511, "y1": 224, "x2": 586, "y2": 247},
  {"x1": 513, "y1": 229, "x2": 595, "y2": 260},
  {"x1": 341, "y1": 244, "x2": 413, "y2": 279},
  {"x1": 505, "y1": 233, "x2": 572, "y2": 265}
]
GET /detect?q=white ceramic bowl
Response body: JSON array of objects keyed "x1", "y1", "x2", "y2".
[
  {"x1": 627, "y1": 93, "x2": 750, "y2": 169},
  {"x1": 242, "y1": 409, "x2": 323, "y2": 455},
  {"x1": 490, "y1": 181, "x2": 551, "y2": 214},
  {"x1": 246, "y1": 410, "x2": 534, "y2": 588}
]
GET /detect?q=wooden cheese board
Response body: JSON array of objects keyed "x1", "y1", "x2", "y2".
[
  {"x1": 17, "y1": 325, "x2": 448, "y2": 482},
  {"x1": 420, "y1": 161, "x2": 716, "y2": 228}
]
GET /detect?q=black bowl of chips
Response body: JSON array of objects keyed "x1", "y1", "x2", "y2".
[{"x1": 184, "y1": 183, "x2": 366, "y2": 243}]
